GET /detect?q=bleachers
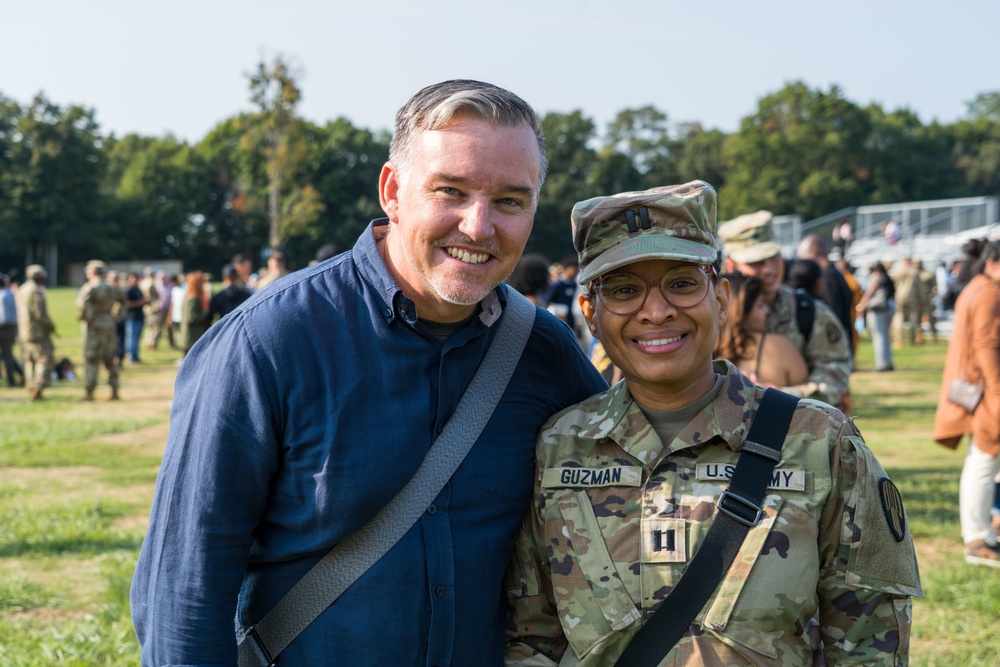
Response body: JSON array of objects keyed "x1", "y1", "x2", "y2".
[{"x1": 774, "y1": 196, "x2": 1000, "y2": 278}]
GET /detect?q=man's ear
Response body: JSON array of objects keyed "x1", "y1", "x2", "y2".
[{"x1": 378, "y1": 163, "x2": 400, "y2": 222}]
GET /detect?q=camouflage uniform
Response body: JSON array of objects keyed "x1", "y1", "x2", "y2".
[
  {"x1": 766, "y1": 285, "x2": 851, "y2": 407},
  {"x1": 16, "y1": 278, "x2": 55, "y2": 399},
  {"x1": 77, "y1": 277, "x2": 122, "y2": 397},
  {"x1": 140, "y1": 274, "x2": 161, "y2": 349},
  {"x1": 505, "y1": 361, "x2": 922, "y2": 666},
  {"x1": 890, "y1": 262, "x2": 921, "y2": 346}
]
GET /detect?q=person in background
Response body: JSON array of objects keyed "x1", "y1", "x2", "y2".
[
  {"x1": 718, "y1": 211, "x2": 851, "y2": 408},
  {"x1": 77, "y1": 260, "x2": 122, "y2": 401},
  {"x1": 0, "y1": 273, "x2": 24, "y2": 388},
  {"x1": 106, "y1": 271, "x2": 127, "y2": 368},
  {"x1": 131, "y1": 79, "x2": 606, "y2": 666},
  {"x1": 314, "y1": 243, "x2": 340, "y2": 264},
  {"x1": 507, "y1": 253, "x2": 552, "y2": 305},
  {"x1": 232, "y1": 253, "x2": 255, "y2": 292},
  {"x1": 796, "y1": 235, "x2": 854, "y2": 354},
  {"x1": 857, "y1": 261, "x2": 896, "y2": 372},
  {"x1": 546, "y1": 256, "x2": 582, "y2": 338},
  {"x1": 786, "y1": 257, "x2": 825, "y2": 300},
  {"x1": 16, "y1": 265, "x2": 56, "y2": 401},
  {"x1": 257, "y1": 250, "x2": 289, "y2": 290},
  {"x1": 168, "y1": 274, "x2": 185, "y2": 351},
  {"x1": 891, "y1": 257, "x2": 922, "y2": 346},
  {"x1": 123, "y1": 272, "x2": 147, "y2": 364},
  {"x1": 943, "y1": 238, "x2": 985, "y2": 311},
  {"x1": 179, "y1": 271, "x2": 211, "y2": 355},
  {"x1": 715, "y1": 271, "x2": 807, "y2": 388},
  {"x1": 933, "y1": 240, "x2": 1000, "y2": 567},
  {"x1": 505, "y1": 181, "x2": 921, "y2": 666},
  {"x1": 207, "y1": 264, "x2": 252, "y2": 323},
  {"x1": 836, "y1": 257, "x2": 863, "y2": 364},
  {"x1": 915, "y1": 260, "x2": 938, "y2": 344},
  {"x1": 140, "y1": 267, "x2": 161, "y2": 351}
]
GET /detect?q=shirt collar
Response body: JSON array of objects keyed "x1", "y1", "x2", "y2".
[{"x1": 352, "y1": 218, "x2": 505, "y2": 329}]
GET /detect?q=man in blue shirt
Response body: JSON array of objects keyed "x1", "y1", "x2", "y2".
[{"x1": 130, "y1": 79, "x2": 607, "y2": 666}]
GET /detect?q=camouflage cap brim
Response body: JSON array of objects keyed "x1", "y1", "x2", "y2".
[
  {"x1": 578, "y1": 235, "x2": 717, "y2": 284},
  {"x1": 725, "y1": 240, "x2": 782, "y2": 265}
]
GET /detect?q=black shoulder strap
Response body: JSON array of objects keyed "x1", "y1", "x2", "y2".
[
  {"x1": 614, "y1": 388, "x2": 799, "y2": 667},
  {"x1": 794, "y1": 288, "x2": 816, "y2": 343}
]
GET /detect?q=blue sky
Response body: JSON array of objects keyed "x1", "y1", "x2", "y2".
[{"x1": 3, "y1": 0, "x2": 998, "y2": 142}]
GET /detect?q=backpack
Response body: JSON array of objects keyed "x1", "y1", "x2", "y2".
[{"x1": 794, "y1": 288, "x2": 816, "y2": 344}]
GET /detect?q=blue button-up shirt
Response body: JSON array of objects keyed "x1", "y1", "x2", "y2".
[
  {"x1": 131, "y1": 220, "x2": 607, "y2": 666},
  {"x1": 0, "y1": 288, "x2": 16, "y2": 327}
]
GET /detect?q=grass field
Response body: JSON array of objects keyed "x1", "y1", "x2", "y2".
[{"x1": 1, "y1": 287, "x2": 999, "y2": 665}]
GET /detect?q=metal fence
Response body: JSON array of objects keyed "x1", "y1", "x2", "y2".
[{"x1": 790, "y1": 196, "x2": 999, "y2": 252}]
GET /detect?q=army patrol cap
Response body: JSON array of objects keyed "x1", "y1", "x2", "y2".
[
  {"x1": 86, "y1": 260, "x2": 107, "y2": 273},
  {"x1": 26, "y1": 264, "x2": 47, "y2": 279},
  {"x1": 718, "y1": 210, "x2": 782, "y2": 264},
  {"x1": 572, "y1": 181, "x2": 718, "y2": 284}
]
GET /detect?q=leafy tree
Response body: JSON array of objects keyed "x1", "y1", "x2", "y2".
[
  {"x1": 864, "y1": 107, "x2": 964, "y2": 204},
  {"x1": 0, "y1": 94, "x2": 110, "y2": 277},
  {"x1": 532, "y1": 110, "x2": 599, "y2": 261},
  {"x1": 0, "y1": 94, "x2": 21, "y2": 273},
  {"x1": 951, "y1": 91, "x2": 1000, "y2": 197},
  {"x1": 674, "y1": 124, "x2": 727, "y2": 192},
  {"x1": 108, "y1": 136, "x2": 214, "y2": 261},
  {"x1": 292, "y1": 117, "x2": 388, "y2": 262},
  {"x1": 246, "y1": 56, "x2": 324, "y2": 251},
  {"x1": 603, "y1": 105, "x2": 680, "y2": 188},
  {"x1": 193, "y1": 115, "x2": 267, "y2": 270},
  {"x1": 720, "y1": 82, "x2": 871, "y2": 220}
]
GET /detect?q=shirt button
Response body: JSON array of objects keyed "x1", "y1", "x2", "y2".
[
  {"x1": 435, "y1": 586, "x2": 445, "y2": 597},
  {"x1": 427, "y1": 504, "x2": 437, "y2": 515},
  {"x1": 383, "y1": 307, "x2": 392, "y2": 317},
  {"x1": 398, "y1": 304, "x2": 408, "y2": 316}
]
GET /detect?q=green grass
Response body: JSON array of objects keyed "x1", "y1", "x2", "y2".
[{"x1": 0, "y1": 292, "x2": 997, "y2": 664}]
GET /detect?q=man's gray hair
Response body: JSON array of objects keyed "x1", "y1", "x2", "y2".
[{"x1": 389, "y1": 79, "x2": 547, "y2": 188}]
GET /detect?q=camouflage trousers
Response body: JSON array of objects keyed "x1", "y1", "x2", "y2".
[
  {"x1": 84, "y1": 327, "x2": 119, "y2": 391},
  {"x1": 143, "y1": 311, "x2": 162, "y2": 349},
  {"x1": 22, "y1": 338, "x2": 54, "y2": 396}
]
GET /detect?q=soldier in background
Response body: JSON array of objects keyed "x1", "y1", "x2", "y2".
[
  {"x1": 891, "y1": 257, "x2": 922, "y2": 346},
  {"x1": 256, "y1": 251, "x2": 289, "y2": 290},
  {"x1": 16, "y1": 265, "x2": 56, "y2": 401},
  {"x1": 106, "y1": 270, "x2": 127, "y2": 368},
  {"x1": 140, "y1": 267, "x2": 162, "y2": 351},
  {"x1": 77, "y1": 260, "x2": 123, "y2": 401},
  {"x1": 718, "y1": 211, "x2": 851, "y2": 409},
  {"x1": 915, "y1": 259, "x2": 938, "y2": 344}
]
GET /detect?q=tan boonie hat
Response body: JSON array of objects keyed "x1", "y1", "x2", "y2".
[
  {"x1": 718, "y1": 210, "x2": 782, "y2": 264},
  {"x1": 572, "y1": 181, "x2": 718, "y2": 284},
  {"x1": 85, "y1": 260, "x2": 107, "y2": 273},
  {"x1": 25, "y1": 264, "x2": 47, "y2": 279}
]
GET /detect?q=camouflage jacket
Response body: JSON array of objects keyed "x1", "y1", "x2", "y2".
[
  {"x1": 766, "y1": 285, "x2": 851, "y2": 406},
  {"x1": 505, "y1": 361, "x2": 922, "y2": 667},
  {"x1": 16, "y1": 281, "x2": 55, "y2": 342},
  {"x1": 77, "y1": 279, "x2": 124, "y2": 332}
]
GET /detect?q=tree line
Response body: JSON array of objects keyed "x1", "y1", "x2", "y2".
[{"x1": 1, "y1": 61, "x2": 998, "y2": 281}]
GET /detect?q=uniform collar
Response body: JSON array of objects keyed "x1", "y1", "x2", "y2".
[{"x1": 577, "y1": 360, "x2": 759, "y2": 466}]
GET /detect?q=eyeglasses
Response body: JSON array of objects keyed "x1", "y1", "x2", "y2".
[{"x1": 595, "y1": 265, "x2": 713, "y2": 316}]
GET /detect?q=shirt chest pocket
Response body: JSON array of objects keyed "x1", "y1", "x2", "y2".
[
  {"x1": 546, "y1": 488, "x2": 643, "y2": 660},
  {"x1": 699, "y1": 495, "x2": 821, "y2": 662}
]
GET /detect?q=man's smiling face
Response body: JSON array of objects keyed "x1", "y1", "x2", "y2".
[{"x1": 379, "y1": 113, "x2": 541, "y2": 323}]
